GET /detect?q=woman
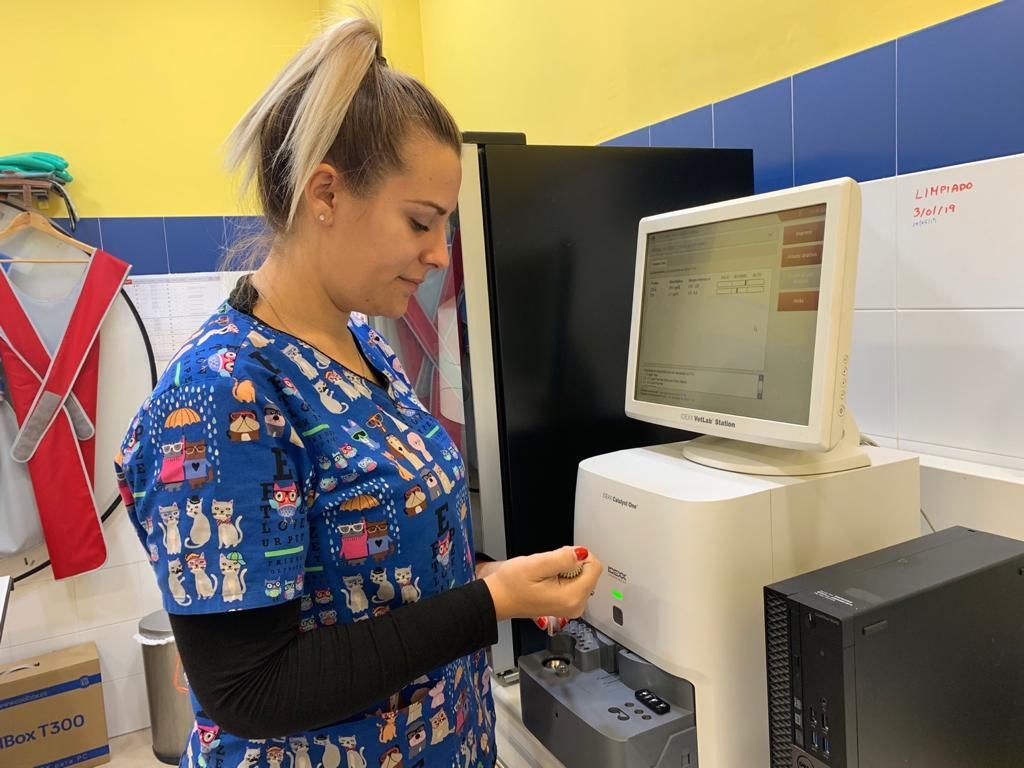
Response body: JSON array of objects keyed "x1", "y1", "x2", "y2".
[{"x1": 115, "y1": 14, "x2": 601, "y2": 768}]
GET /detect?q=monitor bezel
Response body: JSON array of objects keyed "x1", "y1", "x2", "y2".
[{"x1": 624, "y1": 178, "x2": 860, "y2": 452}]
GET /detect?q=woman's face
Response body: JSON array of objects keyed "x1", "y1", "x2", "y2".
[{"x1": 314, "y1": 135, "x2": 462, "y2": 318}]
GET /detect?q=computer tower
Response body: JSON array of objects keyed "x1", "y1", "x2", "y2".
[{"x1": 764, "y1": 526, "x2": 1024, "y2": 768}]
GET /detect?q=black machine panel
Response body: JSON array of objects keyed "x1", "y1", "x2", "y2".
[{"x1": 477, "y1": 144, "x2": 754, "y2": 656}]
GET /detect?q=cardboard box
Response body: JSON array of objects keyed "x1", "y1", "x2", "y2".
[{"x1": 0, "y1": 642, "x2": 109, "y2": 768}]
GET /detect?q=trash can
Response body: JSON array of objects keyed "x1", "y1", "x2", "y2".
[{"x1": 136, "y1": 610, "x2": 194, "y2": 765}]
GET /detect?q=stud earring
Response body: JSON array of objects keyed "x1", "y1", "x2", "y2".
[{"x1": 318, "y1": 213, "x2": 326, "y2": 221}]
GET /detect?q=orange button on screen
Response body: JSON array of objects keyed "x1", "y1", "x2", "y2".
[
  {"x1": 777, "y1": 291, "x2": 820, "y2": 311},
  {"x1": 781, "y1": 244, "x2": 823, "y2": 268},
  {"x1": 783, "y1": 222, "x2": 825, "y2": 245}
]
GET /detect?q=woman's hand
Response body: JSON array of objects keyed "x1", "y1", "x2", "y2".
[{"x1": 482, "y1": 546, "x2": 601, "y2": 623}]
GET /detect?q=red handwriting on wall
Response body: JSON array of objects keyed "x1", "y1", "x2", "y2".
[
  {"x1": 911, "y1": 179, "x2": 974, "y2": 227},
  {"x1": 914, "y1": 203, "x2": 956, "y2": 219},
  {"x1": 914, "y1": 181, "x2": 974, "y2": 199}
]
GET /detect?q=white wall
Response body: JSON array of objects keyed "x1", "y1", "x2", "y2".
[{"x1": 848, "y1": 152, "x2": 1024, "y2": 539}]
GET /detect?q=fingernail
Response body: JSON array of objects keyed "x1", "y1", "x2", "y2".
[
  {"x1": 559, "y1": 617, "x2": 569, "y2": 629},
  {"x1": 575, "y1": 547, "x2": 589, "y2": 561},
  {"x1": 534, "y1": 616, "x2": 548, "y2": 630}
]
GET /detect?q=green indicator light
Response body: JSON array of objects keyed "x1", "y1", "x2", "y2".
[{"x1": 611, "y1": 589, "x2": 623, "y2": 600}]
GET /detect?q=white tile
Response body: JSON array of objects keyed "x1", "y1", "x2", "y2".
[
  {"x1": 1, "y1": 575, "x2": 78, "y2": 647},
  {"x1": 108, "y1": 728, "x2": 165, "y2": 767},
  {"x1": 4, "y1": 633, "x2": 83, "y2": 666},
  {"x1": 78, "y1": 619, "x2": 145, "y2": 681},
  {"x1": 8, "y1": 547, "x2": 60, "y2": 588},
  {"x1": 863, "y1": 434, "x2": 898, "y2": 448},
  {"x1": 75, "y1": 564, "x2": 145, "y2": 632},
  {"x1": 896, "y1": 154, "x2": 1024, "y2": 309},
  {"x1": 898, "y1": 439, "x2": 1024, "y2": 473},
  {"x1": 848, "y1": 311, "x2": 897, "y2": 438},
  {"x1": 136, "y1": 561, "x2": 166, "y2": 616},
  {"x1": 917, "y1": 451, "x2": 1024, "y2": 483},
  {"x1": 103, "y1": 675, "x2": 151, "y2": 738},
  {"x1": 896, "y1": 310, "x2": 1024, "y2": 459},
  {"x1": 855, "y1": 177, "x2": 897, "y2": 309},
  {"x1": 920, "y1": 464, "x2": 1024, "y2": 540},
  {"x1": 102, "y1": 509, "x2": 147, "y2": 570}
]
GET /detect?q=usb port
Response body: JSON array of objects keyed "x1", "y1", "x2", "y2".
[
  {"x1": 811, "y1": 731, "x2": 820, "y2": 751},
  {"x1": 823, "y1": 734, "x2": 831, "y2": 756},
  {"x1": 821, "y1": 710, "x2": 829, "y2": 731},
  {"x1": 809, "y1": 707, "x2": 817, "y2": 726}
]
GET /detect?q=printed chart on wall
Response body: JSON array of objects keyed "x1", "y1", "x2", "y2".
[{"x1": 123, "y1": 272, "x2": 240, "y2": 373}]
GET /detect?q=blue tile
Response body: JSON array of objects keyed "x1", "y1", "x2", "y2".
[
  {"x1": 650, "y1": 106, "x2": 714, "y2": 148},
  {"x1": 601, "y1": 127, "x2": 651, "y2": 147},
  {"x1": 223, "y1": 216, "x2": 269, "y2": 270},
  {"x1": 165, "y1": 216, "x2": 225, "y2": 273},
  {"x1": 52, "y1": 217, "x2": 103, "y2": 249},
  {"x1": 898, "y1": 0, "x2": 1024, "y2": 173},
  {"x1": 99, "y1": 217, "x2": 168, "y2": 275},
  {"x1": 714, "y1": 80, "x2": 794, "y2": 192},
  {"x1": 794, "y1": 42, "x2": 897, "y2": 184}
]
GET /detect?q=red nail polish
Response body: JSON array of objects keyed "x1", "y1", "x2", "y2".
[
  {"x1": 535, "y1": 616, "x2": 548, "y2": 630},
  {"x1": 575, "y1": 547, "x2": 589, "y2": 561},
  {"x1": 559, "y1": 617, "x2": 569, "y2": 629}
]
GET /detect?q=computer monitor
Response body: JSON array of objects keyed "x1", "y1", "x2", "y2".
[{"x1": 624, "y1": 178, "x2": 865, "y2": 475}]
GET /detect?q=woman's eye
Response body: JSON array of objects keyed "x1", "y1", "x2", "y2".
[{"x1": 409, "y1": 218, "x2": 430, "y2": 233}]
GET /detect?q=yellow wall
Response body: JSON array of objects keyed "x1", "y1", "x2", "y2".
[
  {"x1": 1, "y1": 1, "x2": 331, "y2": 217},
  {"x1": 0, "y1": 0, "x2": 417, "y2": 218},
  {"x1": 0, "y1": 1, "x2": 998, "y2": 217},
  {"x1": 319, "y1": 0, "x2": 425, "y2": 80},
  {"x1": 418, "y1": 0, "x2": 999, "y2": 146}
]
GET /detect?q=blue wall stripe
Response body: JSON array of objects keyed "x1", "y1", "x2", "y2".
[
  {"x1": 650, "y1": 106, "x2": 713, "y2": 148},
  {"x1": 27, "y1": 216, "x2": 266, "y2": 275},
  {"x1": 51, "y1": 217, "x2": 103, "y2": 249},
  {"x1": 713, "y1": 79, "x2": 793, "y2": 193},
  {"x1": 98, "y1": 217, "x2": 169, "y2": 275},
  {"x1": 606, "y1": 0, "x2": 1022, "y2": 188},
  {"x1": 601, "y1": 126, "x2": 651, "y2": 147},
  {"x1": 165, "y1": 216, "x2": 227, "y2": 273},
  {"x1": 897, "y1": 0, "x2": 1024, "y2": 173},
  {"x1": 793, "y1": 42, "x2": 897, "y2": 184}
]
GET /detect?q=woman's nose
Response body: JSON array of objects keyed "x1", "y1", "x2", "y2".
[{"x1": 422, "y1": 228, "x2": 450, "y2": 270}]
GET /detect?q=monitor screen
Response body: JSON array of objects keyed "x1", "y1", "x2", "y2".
[{"x1": 634, "y1": 203, "x2": 827, "y2": 426}]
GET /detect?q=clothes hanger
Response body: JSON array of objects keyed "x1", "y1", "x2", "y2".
[{"x1": 0, "y1": 210, "x2": 93, "y2": 263}]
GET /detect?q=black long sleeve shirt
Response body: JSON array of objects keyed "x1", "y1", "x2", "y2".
[{"x1": 170, "y1": 578, "x2": 497, "y2": 738}]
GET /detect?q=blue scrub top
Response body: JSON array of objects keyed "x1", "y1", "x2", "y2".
[{"x1": 116, "y1": 302, "x2": 496, "y2": 768}]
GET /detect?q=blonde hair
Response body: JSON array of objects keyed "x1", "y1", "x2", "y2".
[{"x1": 225, "y1": 14, "x2": 460, "y2": 254}]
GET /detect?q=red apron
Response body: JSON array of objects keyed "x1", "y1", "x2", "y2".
[{"x1": 0, "y1": 250, "x2": 131, "y2": 578}]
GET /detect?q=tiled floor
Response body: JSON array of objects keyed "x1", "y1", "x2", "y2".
[{"x1": 109, "y1": 729, "x2": 167, "y2": 768}]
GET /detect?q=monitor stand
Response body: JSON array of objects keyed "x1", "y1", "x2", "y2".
[{"x1": 682, "y1": 413, "x2": 870, "y2": 476}]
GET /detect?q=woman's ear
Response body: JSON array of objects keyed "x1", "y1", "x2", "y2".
[{"x1": 303, "y1": 163, "x2": 341, "y2": 224}]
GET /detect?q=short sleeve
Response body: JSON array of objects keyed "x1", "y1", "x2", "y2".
[{"x1": 117, "y1": 359, "x2": 312, "y2": 615}]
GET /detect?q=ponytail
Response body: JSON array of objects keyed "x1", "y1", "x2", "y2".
[{"x1": 226, "y1": 14, "x2": 459, "y2": 240}]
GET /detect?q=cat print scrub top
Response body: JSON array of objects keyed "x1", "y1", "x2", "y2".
[{"x1": 116, "y1": 300, "x2": 496, "y2": 768}]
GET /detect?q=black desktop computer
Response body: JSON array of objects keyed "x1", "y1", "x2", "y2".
[{"x1": 765, "y1": 526, "x2": 1024, "y2": 768}]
